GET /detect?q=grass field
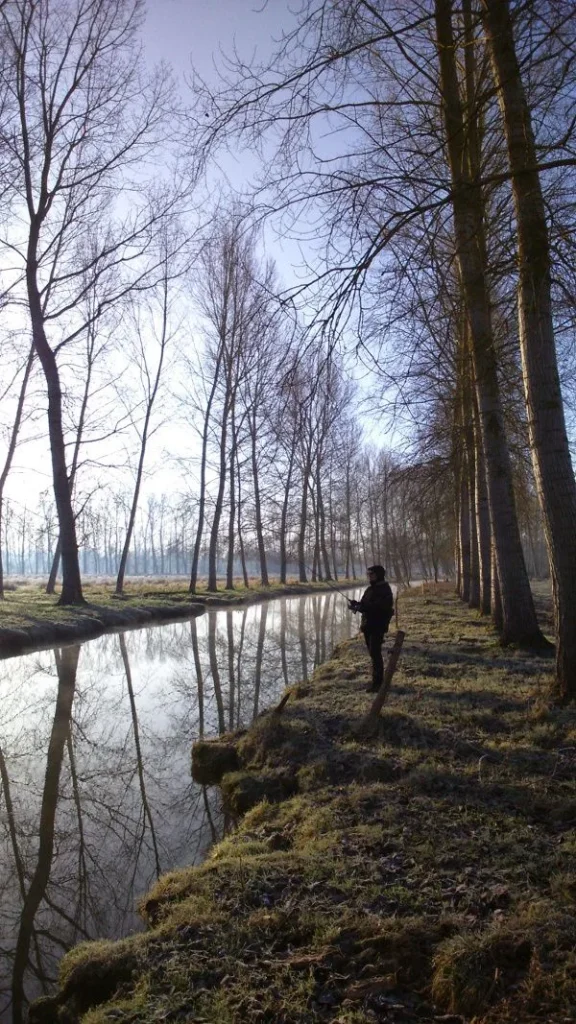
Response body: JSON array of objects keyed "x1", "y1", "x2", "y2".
[
  {"x1": 32, "y1": 586, "x2": 576, "y2": 1024},
  {"x1": 0, "y1": 577, "x2": 358, "y2": 652}
]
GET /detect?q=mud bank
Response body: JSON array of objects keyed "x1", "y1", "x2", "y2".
[
  {"x1": 30, "y1": 590, "x2": 576, "y2": 1024},
  {"x1": 0, "y1": 581, "x2": 357, "y2": 658}
]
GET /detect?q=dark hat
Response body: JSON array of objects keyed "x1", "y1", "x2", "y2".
[{"x1": 367, "y1": 565, "x2": 386, "y2": 581}]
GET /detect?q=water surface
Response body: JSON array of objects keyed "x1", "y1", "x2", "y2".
[{"x1": 0, "y1": 587, "x2": 362, "y2": 1022}]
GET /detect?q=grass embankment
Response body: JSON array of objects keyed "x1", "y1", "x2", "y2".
[
  {"x1": 0, "y1": 578, "x2": 356, "y2": 656},
  {"x1": 31, "y1": 588, "x2": 576, "y2": 1024}
]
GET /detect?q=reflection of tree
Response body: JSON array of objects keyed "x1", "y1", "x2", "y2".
[
  {"x1": 0, "y1": 740, "x2": 46, "y2": 1010},
  {"x1": 207, "y1": 613, "x2": 226, "y2": 733},
  {"x1": 234, "y1": 608, "x2": 247, "y2": 729},
  {"x1": 65, "y1": 731, "x2": 88, "y2": 937},
  {"x1": 312, "y1": 596, "x2": 321, "y2": 667},
  {"x1": 280, "y1": 600, "x2": 289, "y2": 687},
  {"x1": 298, "y1": 599, "x2": 308, "y2": 680},
  {"x1": 253, "y1": 604, "x2": 268, "y2": 719},
  {"x1": 119, "y1": 634, "x2": 161, "y2": 879},
  {"x1": 0, "y1": 589, "x2": 362, "y2": 1018},
  {"x1": 12, "y1": 644, "x2": 80, "y2": 1024},
  {"x1": 190, "y1": 617, "x2": 205, "y2": 738},
  {"x1": 226, "y1": 612, "x2": 235, "y2": 730},
  {"x1": 320, "y1": 593, "x2": 332, "y2": 664}
]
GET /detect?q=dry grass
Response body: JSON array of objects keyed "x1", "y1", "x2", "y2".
[
  {"x1": 32, "y1": 588, "x2": 576, "y2": 1024},
  {"x1": 0, "y1": 577, "x2": 358, "y2": 654}
]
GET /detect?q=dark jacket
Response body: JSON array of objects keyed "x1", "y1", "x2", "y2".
[{"x1": 351, "y1": 581, "x2": 394, "y2": 633}]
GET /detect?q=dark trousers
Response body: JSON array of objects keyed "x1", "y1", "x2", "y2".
[{"x1": 363, "y1": 629, "x2": 385, "y2": 688}]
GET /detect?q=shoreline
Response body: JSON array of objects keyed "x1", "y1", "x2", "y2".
[
  {"x1": 30, "y1": 588, "x2": 575, "y2": 1024},
  {"x1": 0, "y1": 580, "x2": 360, "y2": 659}
]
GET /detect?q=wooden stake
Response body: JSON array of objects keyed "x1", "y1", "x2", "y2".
[
  {"x1": 273, "y1": 690, "x2": 292, "y2": 715},
  {"x1": 363, "y1": 630, "x2": 406, "y2": 727}
]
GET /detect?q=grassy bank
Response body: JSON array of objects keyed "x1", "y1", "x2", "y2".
[
  {"x1": 0, "y1": 578, "x2": 357, "y2": 657},
  {"x1": 31, "y1": 589, "x2": 576, "y2": 1024}
]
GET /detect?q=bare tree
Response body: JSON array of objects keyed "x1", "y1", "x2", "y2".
[
  {"x1": 0, "y1": 0, "x2": 185, "y2": 603},
  {"x1": 115, "y1": 236, "x2": 184, "y2": 596},
  {"x1": 479, "y1": 0, "x2": 576, "y2": 696}
]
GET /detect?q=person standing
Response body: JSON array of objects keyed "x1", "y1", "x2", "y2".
[{"x1": 349, "y1": 565, "x2": 394, "y2": 692}]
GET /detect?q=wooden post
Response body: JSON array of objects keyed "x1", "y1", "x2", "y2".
[
  {"x1": 273, "y1": 690, "x2": 292, "y2": 715},
  {"x1": 363, "y1": 630, "x2": 405, "y2": 727}
]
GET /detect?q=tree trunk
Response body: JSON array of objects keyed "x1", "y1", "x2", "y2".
[
  {"x1": 47, "y1": 320, "x2": 97, "y2": 594},
  {"x1": 467, "y1": 428, "x2": 480, "y2": 609},
  {"x1": 0, "y1": 342, "x2": 34, "y2": 599},
  {"x1": 297, "y1": 457, "x2": 311, "y2": 583},
  {"x1": 207, "y1": 396, "x2": 230, "y2": 592},
  {"x1": 316, "y1": 454, "x2": 332, "y2": 580},
  {"x1": 189, "y1": 355, "x2": 223, "y2": 593},
  {"x1": 226, "y1": 402, "x2": 239, "y2": 590},
  {"x1": 481, "y1": 0, "x2": 576, "y2": 696},
  {"x1": 236, "y1": 446, "x2": 250, "y2": 587},
  {"x1": 435, "y1": 0, "x2": 543, "y2": 646},
  {"x1": 474, "y1": 395, "x2": 492, "y2": 614},
  {"x1": 279, "y1": 444, "x2": 296, "y2": 584},
  {"x1": 116, "y1": 274, "x2": 169, "y2": 596},
  {"x1": 27, "y1": 259, "x2": 84, "y2": 605},
  {"x1": 250, "y1": 409, "x2": 269, "y2": 586},
  {"x1": 459, "y1": 469, "x2": 471, "y2": 603},
  {"x1": 115, "y1": 404, "x2": 153, "y2": 596}
]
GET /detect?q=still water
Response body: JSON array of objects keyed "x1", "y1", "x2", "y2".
[{"x1": 0, "y1": 587, "x2": 363, "y2": 1021}]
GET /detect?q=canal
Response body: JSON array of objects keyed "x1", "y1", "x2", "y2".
[{"x1": 0, "y1": 586, "x2": 363, "y2": 1021}]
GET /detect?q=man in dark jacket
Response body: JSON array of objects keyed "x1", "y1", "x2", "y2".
[{"x1": 349, "y1": 565, "x2": 394, "y2": 692}]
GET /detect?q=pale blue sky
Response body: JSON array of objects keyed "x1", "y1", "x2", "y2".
[{"x1": 142, "y1": 0, "x2": 290, "y2": 83}]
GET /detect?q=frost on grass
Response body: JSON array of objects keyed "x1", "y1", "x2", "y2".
[{"x1": 34, "y1": 590, "x2": 575, "y2": 1024}]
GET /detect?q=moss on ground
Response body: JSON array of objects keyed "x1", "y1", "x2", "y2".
[{"x1": 33, "y1": 588, "x2": 576, "y2": 1023}]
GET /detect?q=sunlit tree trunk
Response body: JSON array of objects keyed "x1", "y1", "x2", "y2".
[
  {"x1": 480, "y1": 0, "x2": 576, "y2": 696},
  {"x1": 27, "y1": 260, "x2": 84, "y2": 604},
  {"x1": 435, "y1": 0, "x2": 543, "y2": 645}
]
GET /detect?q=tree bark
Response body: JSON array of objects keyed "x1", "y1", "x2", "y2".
[
  {"x1": 250, "y1": 408, "x2": 269, "y2": 586},
  {"x1": 435, "y1": 0, "x2": 543, "y2": 645},
  {"x1": 207, "y1": 399, "x2": 229, "y2": 592},
  {"x1": 474, "y1": 394, "x2": 492, "y2": 615},
  {"x1": 279, "y1": 443, "x2": 296, "y2": 584},
  {"x1": 27, "y1": 257, "x2": 84, "y2": 605},
  {"x1": 480, "y1": 0, "x2": 576, "y2": 696},
  {"x1": 297, "y1": 455, "x2": 311, "y2": 583}
]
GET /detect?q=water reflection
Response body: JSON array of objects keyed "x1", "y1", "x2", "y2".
[{"x1": 0, "y1": 588, "x2": 361, "y2": 1021}]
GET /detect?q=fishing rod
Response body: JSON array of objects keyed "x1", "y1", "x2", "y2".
[{"x1": 301, "y1": 563, "x2": 361, "y2": 603}]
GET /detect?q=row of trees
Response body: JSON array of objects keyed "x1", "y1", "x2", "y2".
[
  {"x1": 196, "y1": 0, "x2": 576, "y2": 699},
  {"x1": 0, "y1": 447, "x2": 459, "y2": 587},
  {"x1": 0, "y1": 0, "x2": 574, "y2": 699}
]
